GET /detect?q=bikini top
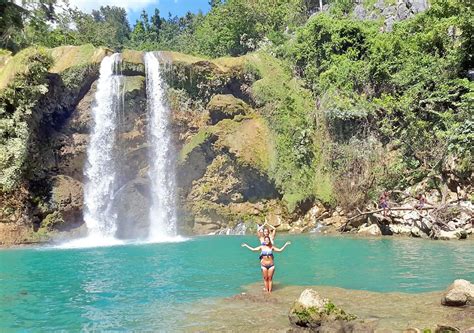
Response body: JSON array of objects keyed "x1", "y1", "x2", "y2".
[{"x1": 259, "y1": 248, "x2": 274, "y2": 260}]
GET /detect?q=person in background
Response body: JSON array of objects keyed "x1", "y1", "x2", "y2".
[
  {"x1": 257, "y1": 219, "x2": 276, "y2": 244},
  {"x1": 379, "y1": 191, "x2": 390, "y2": 216},
  {"x1": 241, "y1": 236, "x2": 291, "y2": 293}
]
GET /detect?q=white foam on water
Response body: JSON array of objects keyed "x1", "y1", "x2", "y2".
[
  {"x1": 52, "y1": 235, "x2": 189, "y2": 250},
  {"x1": 53, "y1": 236, "x2": 125, "y2": 249}
]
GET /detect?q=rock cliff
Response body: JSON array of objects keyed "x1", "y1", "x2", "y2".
[{"x1": 0, "y1": 46, "x2": 296, "y2": 244}]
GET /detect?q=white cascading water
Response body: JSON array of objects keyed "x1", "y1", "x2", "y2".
[
  {"x1": 144, "y1": 52, "x2": 177, "y2": 240},
  {"x1": 82, "y1": 53, "x2": 123, "y2": 244}
]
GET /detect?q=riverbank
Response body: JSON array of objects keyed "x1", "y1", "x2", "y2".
[{"x1": 182, "y1": 284, "x2": 474, "y2": 332}]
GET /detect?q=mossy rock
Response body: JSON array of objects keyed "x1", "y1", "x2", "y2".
[
  {"x1": 179, "y1": 114, "x2": 273, "y2": 173},
  {"x1": 207, "y1": 94, "x2": 249, "y2": 124},
  {"x1": 48, "y1": 44, "x2": 110, "y2": 74},
  {"x1": 121, "y1": 49, "x2": 145, "y2": 75},
  {"x1": 41, "y1": 211, "x2": 64, "y2": 230},
  {"x1": 122, "y1": 49, "x2": 144, "y2": 65},
  {"x1": 178, "y1": 129, "x2": 216, "y2": 165},
  {"x1": 0, "y1": 46, "x2": 48, "y2": 90},
  {"x1": 123, "y1": 75, "x2": 145, "y2": 94},
  {"x1": 213, "y1": 115, "x2": 273, "y2": 172},
  {"x1": 160, "y1": 51, "x2": 250, "y2": 102},
  {"x1": 289, "y1": 301, "x2": 357, "y2": 328}
]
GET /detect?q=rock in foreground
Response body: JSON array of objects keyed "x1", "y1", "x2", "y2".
[
  {"x1": 441, "y1": 280, "x2": 474, "y2": 307},
  {"x1": 288, "y1": 289, "x2": 362, "y2": 331}
]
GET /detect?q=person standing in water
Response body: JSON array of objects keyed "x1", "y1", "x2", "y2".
[{"x1": 241, "y1": 236, "x2": 291, "y2": 293}]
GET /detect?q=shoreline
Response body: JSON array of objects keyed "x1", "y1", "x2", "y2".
[
  {"x1": 2, "y1": 230, "x2": 474, "y2": 249},
  {"x1": 181, "y1": 283, "x2": 474, "y2": 332}
]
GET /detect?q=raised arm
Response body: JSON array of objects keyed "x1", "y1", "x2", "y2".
[
  {"x1": 256, "y1": 224, "x2": 264, "y2": 238},
  {"x1": 264, "y1": 219, "x2": 277, "y2": 239},
  {"x1": 273, "y1": 241, "x2": 291, "y2": 252},
  {"x1": 241, "y1": 243, "x2": 261, "y2": 252}
]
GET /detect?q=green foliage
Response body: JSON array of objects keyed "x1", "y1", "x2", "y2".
[
  {"x1": 179, "y1": 129, "x2": 213, "y2": 164},
  {"x1": 71, "y1": 7, "x2": 130, "y2": 49},
  {"x1": 0, "y1": 48, "x2": 53, "y2": 192},
  {"x1": 246, "y1": 53, "x2": 333, "y2": 209},
  {"x1": 194, "y1": 0, "x2": 260, "y2": 57},
  {"x1": 285, "y1": 0, "x2": 473, "y2": 205}
]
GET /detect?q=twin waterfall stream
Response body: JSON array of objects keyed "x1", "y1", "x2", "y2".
[{"x1": 80, "y1": 52, "x2": 177, "y2": 246}]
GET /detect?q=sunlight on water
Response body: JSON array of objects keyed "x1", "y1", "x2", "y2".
[{"x1": 1, "y1": 235, "x2": 472, "y2": 331}]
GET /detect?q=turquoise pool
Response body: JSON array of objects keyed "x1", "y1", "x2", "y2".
[{"x1": 0, "y1": 234, "x2": 472, "y2": 331}]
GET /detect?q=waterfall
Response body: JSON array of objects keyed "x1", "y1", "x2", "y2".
[
  {"x1": 144, "y1": 52, "x2": 177, "y2": 240},
  {"x1": 83, "y1": 53, "x2": 123, "y2": 242}
]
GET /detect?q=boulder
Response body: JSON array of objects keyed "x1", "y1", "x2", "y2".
[
  {"x1": 358, "y1": 224, "x2": 382, "y2": 236},
  {"x1": 415, "y1": 218, "x2": 433, "y2": 234},
  {"x1": 289, "y1": 226, "x2": 304, "y2": 234},
  {"x1": 288, "y1": 289, "x2": 356, "y2": 328},
  {"x1": 277, "y1": 222, "x2": 291, "y2": 232},
  {"x1": 437, "y1": 229, "x2": 468, "y2": 240},
  {"x1": 207, "y1": 94, "x2": 249, "y2": 125},
  {"x1": 403, "y1": 210, "x2": 421, "y2": 222},
  {"x1": 410, "y1": 226, "x2": 428, "y2": 238},
  {"x1": 322, "y1": 215, "x2": 347, "y2": 229},
  {"x1": 441, "y1": 279, "x2": 474, "y2": 307},
  {"x1": 193, "y1": 218, "x2": 222, "y2": 234},
  {"x1": 390, "y1": 224, "x2": 412, "y2": 236}
]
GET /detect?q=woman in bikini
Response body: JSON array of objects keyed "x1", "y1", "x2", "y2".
[
  {"x1": 241, "y1": 236, "x2": 291, "y2": 293},
  {"x1": 257, "y1": 220, "x2": 276, "y2": 244}
]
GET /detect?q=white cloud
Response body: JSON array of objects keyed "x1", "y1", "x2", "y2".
[{"x1": 67, "y1": 0, "x2": 158, "y2": 13}]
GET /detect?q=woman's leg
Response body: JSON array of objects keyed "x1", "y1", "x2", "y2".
[
  {"x1": 267, "y1": 266, "x2": 275, "y2": 292},
  {"x1": 261, "y1": 267, "x2": 269, "y2": 291}
]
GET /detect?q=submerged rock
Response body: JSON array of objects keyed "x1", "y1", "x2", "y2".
[{"x1": 442, "y1": 280, "x2": 474, "y2": 307}]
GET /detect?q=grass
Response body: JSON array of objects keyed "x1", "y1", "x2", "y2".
[
  {"x1": 0, "y1": 47, "x2": 39, "y2": 91},
  {"x1": 48, "y1": 44, "x2": 108, "y2": 73},
  {"x1": 160, "y1": 51, "x2": 247, "y2": 73},
  {"x1": 121, "y1": 49, "x2": 144, "y2": 64},
  {"x1": 178, "y1": 128, "x2": 213, "y2": 164}
]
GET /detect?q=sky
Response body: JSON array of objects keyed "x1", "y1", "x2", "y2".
[{"x1": 67, "y1": 0, "x2": 211, "y2": 24}]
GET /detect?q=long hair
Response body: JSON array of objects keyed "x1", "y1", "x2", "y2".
[{"x1": 264, "y1": 236, "x2": 272, "y2": 248}]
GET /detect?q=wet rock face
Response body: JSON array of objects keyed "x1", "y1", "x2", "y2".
[
  {"x1": 169, "y1": 71, "x2": 287, "y2": 234},
  {"x1": 113, "y1": 178, "x2": 151, "y2": 239},
  {"x1": 49, "y1": 175, "x2": 84, "y2": 229}
]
